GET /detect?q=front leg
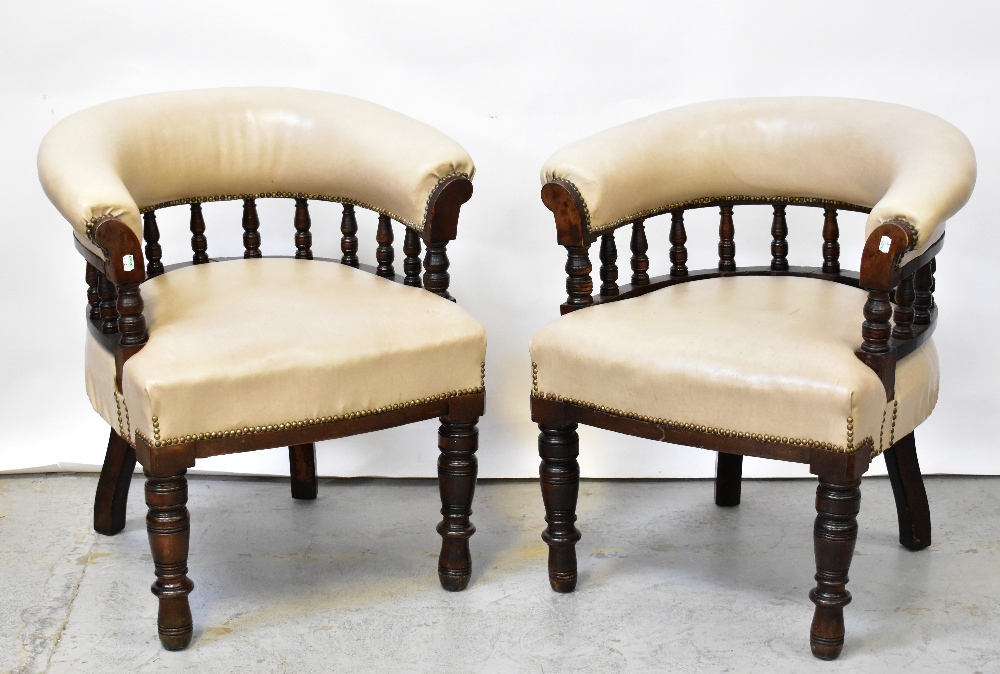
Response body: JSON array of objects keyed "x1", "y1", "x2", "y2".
[
  {"x1": 809, "y1": 478, "x2": 861, "y2": 660},
  {"x1": 437, "y1": 416, "x2": 479, "y2": 591},
  {"x1": 145, "y1": 469, "x2": 195, "y2": 650},
  {"x1": 539, "y1": 423, "x2": 581, "y2": 592}
]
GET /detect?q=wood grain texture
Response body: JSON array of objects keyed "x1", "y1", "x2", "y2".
[
  {"x1": 539, "y1": 422, "x2": 581, "y2": 593},
  {"x1": 437, "y1": 416, "x2": 479, "y2": 591},
  {"x1": 94, "y1": 429, "x2": 137, "y2": 536},
  {"x1": 599, "y1": 232, "x2": 619, "y2": 297},
  {"x1": 145, "y1": 470, "x2": 194, "y2": 650}
]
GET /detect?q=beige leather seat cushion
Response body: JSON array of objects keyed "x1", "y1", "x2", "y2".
[
  {"x1": 542, "y1": 98, "x2": 976, "y2": 261},
  {"x1": 86, "y1": 259, "x2": 486, "y2": 448},
  {"x1": 530, "y1": 276, "x2": 937, "y2": 456},
  {"x1": 38, "y1": 88, "x2": 475, "y2": 256}
]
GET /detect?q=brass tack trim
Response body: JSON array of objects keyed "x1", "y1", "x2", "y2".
[
  {"x1": 135, "y1": 386, "x2": 485, "y2": 448},
  {"x1": 532, "y1": 389, "x2": 858, "y2": 454}
]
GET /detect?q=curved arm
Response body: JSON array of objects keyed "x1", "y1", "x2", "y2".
[{"x1": 541, "y1": 179, "x2": 597, "y2": 248}]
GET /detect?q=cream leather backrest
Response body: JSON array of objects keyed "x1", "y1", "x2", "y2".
[
  {"x1": 541, "y1": 97, "x2": 976, "y2": 254},
  {"x1": 38, "y1": 88, "x2": 475, "y2": 242}
]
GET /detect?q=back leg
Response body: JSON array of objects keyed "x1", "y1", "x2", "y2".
[
  {"x1": 883, "y1": 432, "x2": 931, "y2": 550},
  {"x1": 94, "y1": 429, "x2": 137, "y2": 535},
  {"x1": 289, "y1": 443, "x2": 318, "y2": 500},
  {"x1": 715, "y1": 451, "x2": 743, "y2": 506}
]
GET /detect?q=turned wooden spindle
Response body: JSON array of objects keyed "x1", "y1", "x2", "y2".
[
  {"x1": 294, "y1": 198, "x2": 313, "y2": 260},
  {"x1": 563, "y1": 245, "x2": 594, "y2": 311},
  {"x1": 86, "y1": 263, "x2": 101, "y2": 321},
  {"x1": 669, "y1": 209, "x2": 688, "y2": 277},
  {"x1": 423, "y1": 242, "x2": 452, "y2": 300},
  {"x1": 630, "y1": 220, "x2": 649, "y2": 285},
  {"x1": 539, "y1": 423, "x2": 582, "y2": 593},
  {"x1": 437, "y1": 417, "x2": 479, "y2": 591},
  {"x1": 929, "y1": 258, "x2": 936, "y2": 309},
  {"x1": 117, "y1": 283, "x2": 148, "y2": 348},
  {"x1": 860, "y1": 289, "x2": 893, "y2": 355},
  {"x1": 822, "y1": 206, "x2": 840, "y2": 275},
  {"x1": 403, "y1": 228, "x2": 422, "y2": 288},
  {"x1": 892, "y1": 274, "x2": 915, "y2": 340},
  {"x1": 770, "y1": 204, "x2": 789, "y2": 272},
  {"x1": 145, "y1": 470, "x2": 195, "y2": 650},
  {"x1": 189, "y1": 203, "x2": 208, "y2": 265},
  {"x1": 810, "y1": 479, "x2": 861, "y2": 660},
  {"x1": 718, "y1": 203, "x2": 736, "y2": 272},
  {"x1": 143, "y1": 212, "x2": 164, "y2": 278},
  {"x1": 376, "y1": 215, "x2": 395, "y2": 278},
  {"x1": 599, "y1": 232, "x2": 619, "y2": 297},
  {"x1": 340, "y1": 204, "x2": 359, "y2": 268},
  {"x1": 98, "y1": 271, "x2": 119, "y2": 334},
  {"x1": 913, "y1": 259, "x2": 934, "y2": 324},
  {"x1": 241, "y1": 198, "x2": 262, "y2": 258}
]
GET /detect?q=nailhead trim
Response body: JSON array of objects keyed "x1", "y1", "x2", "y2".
[{"x1": 135, "y1": 384, "x2": 485, "y2": 448}]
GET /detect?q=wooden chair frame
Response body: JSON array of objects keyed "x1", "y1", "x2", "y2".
[
  {"x1": 534, "y1": 178, "x2": 939, "y2": 659},
  {"x1": 81, "y1": 176, "x2": 482, "y2": 650}
]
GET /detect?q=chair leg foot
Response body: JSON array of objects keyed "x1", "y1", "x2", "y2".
[
  {"x1": 289, "y1": 443, "x2": 318, "y2": 500},
  {"x1": 539, "y1": 423, "x2": 581, "y2": 593},
  {"x1": 714, "y1": 451, "x2": 743, "y2": 506},
  {"x1": 884, "y1": 432, "x2": 931, "y2": 550},
  {"x1": 809, "y1": 478, "x2": 861, "y2": 660},
  {"x1": 145, "y1": 470, "x2": 194, "y2": 650},
  {"x1": 94, "y1": 429, "x2": 137, "y2": 535},
  {"x1": 437, "y1": 416, "x2": 478, "y2": 591}
]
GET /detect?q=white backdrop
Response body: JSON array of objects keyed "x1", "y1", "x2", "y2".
[{"x1": 1, "y1": 1, "x2": 997, "y2": 478}]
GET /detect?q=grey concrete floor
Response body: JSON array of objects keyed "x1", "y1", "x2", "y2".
[{"x1": 2, "y1": 475, "x2": 998, "y2": 673}]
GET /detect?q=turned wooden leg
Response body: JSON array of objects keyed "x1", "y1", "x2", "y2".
[
  {"x1": 883, "y1": 432, "x2": 931, "y2": 550},
  {"x1": 714, "y1": 451, "x2": 743, "y2": 506},
  {"x1": 437, "y1": 416, "x2": 478, "y2": 591},
  {"x1": 288, "y1": 443, "x2": 318, "y2": 500},
  {"x1": 539, "y1": 423, "x2": 581, "y2": 593},
  {"x1": 94, "y1": 429, "x2": 137, "y2": 535},
  {"x1": 145, "y1": 469, "x2": 195, "y2": 650},
  {"x1": 809, "y1": 478, "x2": 861, "y2": 660}
]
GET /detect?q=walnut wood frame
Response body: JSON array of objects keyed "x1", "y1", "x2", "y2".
[
  {"x1": 536, "y1": 178, "x2": 940, "y2": 660},
  {"x1": 79, "y1": 177, "x2": 479, "y2": 650}
]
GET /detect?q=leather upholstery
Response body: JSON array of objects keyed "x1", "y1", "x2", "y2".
[
  {"x1": 541, "y1": 97, "x2": 975, "y2": 256},
  {"x1": 530, "y1": 276, "x2": 937, "y2": 455},
  {"x1": 85, "y1": 259, "x2": 486, "y2": 447},
  {"x1": 38, "y1": 88, "x2": 475, "y2": 249}
]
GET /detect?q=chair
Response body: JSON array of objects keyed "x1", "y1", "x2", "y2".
[
  {"x1": 529, "y1": 97, "x2": 975, "y2": 659},
  {"x1": 37, "y1": 88, "x2": 487, "y2": 650}
]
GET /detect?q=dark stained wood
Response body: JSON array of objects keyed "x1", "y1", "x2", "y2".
[
  {"x1": 714, "y1": 452, "x2": 743, "y2": 506},
  {"x1": 669, "y1": 209, "x2": 688, "y2": 277},
  {"x1": 94, "y1": 429, "x2": 137, "y2": 536},
  {"x1": 770, "y1": 204, "x2": 789, "y2": 272},
  {"x1": 858, "y1": 220, "x2": 915, "y2": 291},
  {"x1": 538, "y1": 422, "x2": 581, "y2": 593},
  {"x1": 376, "y1": 215, "x2": 395, "y2": 278},
  {"x1": 630, "y1": 220, "x2": 650, "y2": 285},
  {"x1": 288, "y1": 443, "x2": 317, "y2": 500},
  {"x1": 599, "y1": 232, "x2": 619, "y2": 297},
  {"x1": 143, "y1": 212, "x2": 164, "y2": 277},
  {"x1": 423, "y1": 242, "x2": 452, "y2": 301},
  {"x1": 145, "y1": 469, "x2": 194, "y2": 650},
  {"x1": 883, "y1": 432, "x2": 931, "y2": 550},
  {"x1": 913, "y1": 260, "x2": 933, "y2": 325},
  {"x1": 86, "y1": 263, "x2": 101, "y2": 321},
  {"x1": 892, "y1": 273, "x2": 915, "y2": 340},
  {"x1": 857, "y1": 289, "x2": 895, "y2": 397},
  {"x1": 242, "y1": 198, "x2": 262, "y2": 259},
  {"x1": 541, "y1": 179, "x2": 593, "y2": 248},
  {"x1": 117, "y1": 282, "x2": 148, "y2": 348},
  {"x1": 561, "y1": 244, "x2": 594, "y2": 314},
  {"x1": 437, "y1": 415, "x2": 479, "y2": 591},
  {"x1": 340, "y1": 204, "x2": 359, "y2": 267},
  {"x1": 809, "y1": 479, "x2": 861, "y2": 660},
  {"x1": 424, "y1": 176, "x2": 474, "y2": 244},
  {"x1": 822, "y1": 206, "x2": 840, "y2": 275},
  {"x1": 403, "y1": 228, "x2": 422, "y2": 287},
  {"x1": 293, "y1": 198, "x2": 313, "y2": 260},
  {"x1": 98, "y1": 272, "x2": 119, "y2": 334},
  {"x1": 189, "y1": 204, "x2": 209, "y2": 265},
  {"x1": 718, "y1": 203, "x2": 736, "y2": 272}
]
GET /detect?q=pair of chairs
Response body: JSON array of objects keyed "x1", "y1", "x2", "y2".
[{"x1": 37, "y1": 88, "x2": 975, "y2": 660}]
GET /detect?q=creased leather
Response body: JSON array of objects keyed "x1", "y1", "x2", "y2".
[
  {"x1": 38, "y1": 88, "x2": 475, "y2": 241},
  {"x1": 541, "y1": 97, "x2": 976, "y2": 255},
  {"x1": 529, "y1": 276, "x2": 937, "y2": 453},
  {"x1": 85, "y1": 259, "x2": 486, "y2": 445}
]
